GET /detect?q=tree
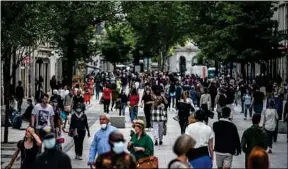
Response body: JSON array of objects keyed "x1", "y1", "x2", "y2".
[
  {"x1": 122, "y1": 2, "x2": 198, "y2": 71},
  {"x1": 1, "y1": 1, "x2": 52, "y2": 143},
  {"x1": 190, "y1": 2, "x2": 281, "y2": 77},
  {"x1": 101, "y1": 23, "x2": 135, "y2": 69},
  {"x1": 48, "y1": 1, "x2": 121, "y2": 86}
]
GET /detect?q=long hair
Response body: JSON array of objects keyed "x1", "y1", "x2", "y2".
[{"x1": 248, "y1": 147, "x2": 269, "y2": 169}]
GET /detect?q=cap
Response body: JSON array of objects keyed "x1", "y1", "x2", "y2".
[
  {"x1": 42, "y1": 126, "x2": 55, "y2": 140},
  {"x1": 132, "y1": 119, "x2": 145, "y2": 129}
]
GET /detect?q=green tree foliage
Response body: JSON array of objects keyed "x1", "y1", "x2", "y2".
[
  {"x1": 122, "y1": 2, "x2": 197, "y2": 70},
  {"x1": 1, "y1": 1, "x2": 53, "y2": 143},
  {"x1": 101, "y1": 23, "x2": 135, "y2": 69},
  {"x1": 191, "y1": 2, "x2": 281, "y2": 63},
  {"x1": 47, "y1": 1, "x2": 120, "y2": 85}
]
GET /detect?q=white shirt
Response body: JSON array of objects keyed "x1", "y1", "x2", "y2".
[
  {"x1": 185, "y1": 122, "x2": 214, "y2": 148},
  {"x1": 32, "y1": 103, "x2": 55, "y2": 129},
  {"x1": 263, "y1": 108, "x2": 279, "y2": 131}
]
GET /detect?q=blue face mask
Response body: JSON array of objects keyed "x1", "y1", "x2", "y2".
[
  {"x1": 76, "y1": 108, "x2": 82, "y2": 113},
  {"x1": 112, "y1": 141, "x2": 125, "y2": 154},
  {"x1": 43, "y1": 138, "x2": 56, "y2": 149}
]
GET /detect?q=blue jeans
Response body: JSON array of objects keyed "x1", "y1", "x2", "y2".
[
  {"x1": 120, "y1": 103, "x2": 127, "y2": 116},
  {"x1": 254, "y1": 104, "x2": 263, "y2": 114},
  {"x1": 244, "y1": 104, "x2": 252, "y2": 118},
  {"x1": 189, "y1": 155, "x2": 212, "y2": 169},
  {"x1": 129, "y1": 106, "x2": 138, "y2": 122}
]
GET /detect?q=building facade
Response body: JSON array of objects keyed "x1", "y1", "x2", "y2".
[
  {"x1": 168, "y1": 43, "x2": 199, "y2": 73},
  {"x1": 1, "y1": 42, "x2": 62, "y2": 103},
  {"x1": 274, "y1": 1, "x2": 288, "y2": 81}
]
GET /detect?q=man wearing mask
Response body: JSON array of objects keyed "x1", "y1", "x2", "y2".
[
  {"x1": 35, "y1": 126, "x2": 72, "y2": 169},
  {"x1": 88, "y1": 114, "x2": 117, "y2": 166},
  {"x1": 94, "y1": 131, "x2": 137, "y2": 169},
  {"x1": 73, "y1": 90, "x2": 84, "y2": 110}
]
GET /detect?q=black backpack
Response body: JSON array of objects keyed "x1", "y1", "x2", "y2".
[
  {"x1": 168, "y1": 159, "x2": 181, "y2": 169},
  {"x1": 218, "y1": 94, "x2": 226, "y2": 107}
]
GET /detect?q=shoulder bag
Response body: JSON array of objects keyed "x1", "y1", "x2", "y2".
[{"x1": 137, "y1": 156, "x2": 158, "y2": 169}]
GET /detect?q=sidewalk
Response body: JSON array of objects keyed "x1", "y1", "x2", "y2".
[
  {"x1": 1, "y1": 98, "x2": 98, "y2": 168},
  {"x1": 67, "y1": 101, "x2": 287, "y2": 168}
]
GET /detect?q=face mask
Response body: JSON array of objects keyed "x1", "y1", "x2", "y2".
[
  {"x1": 43, "y1": 138, "x2": 56, "y2": 149},
  {"x1": 101, "y1": 124, "x2": 107, "y2": 130},
  {"x1": 76, "y1": 108, "x2": 82, "y2": 113},
  {"x1": 112, "y1": 141, "x2": 125, "y2": 154}
]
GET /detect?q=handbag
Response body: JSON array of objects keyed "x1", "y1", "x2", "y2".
[
  {"x1": 68, "y1": 129, "x2": 78, "y2": 137},
  {"x1": 99, "y1": 97, "x2": 104, "y2": 105},
  {"x1": 278, "y1": 120, "x2": 287, "y2": 134},
  {"x1": 137, "y1": 156, "x2": 158, "y2": 169},
  {"x1": 163, "y1": 122, "x2": 167, "y2": 136}
]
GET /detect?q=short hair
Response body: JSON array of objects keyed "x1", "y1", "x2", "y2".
[
  {"x1": 99, "y1": 113, "x2": 110, "y2": 121},
  {"x1": 252, "y1": 113, "x2": 261, "y2": 124},
  {"x1": 173, "y1": 134, "x2": 196, "y2": 156},
  {"x1": 248, "y1": 147, "x2": 269, "y2": 169},
  {"x1": 222, "y1": 107, "x2": 231, "y2": 118},
  {"x1": 204, "y1": 87, "x2": 208, "y2": 93},
  {"x1": 42, "y1": 93, "x2": 49, "y2": 99},
  {"x1": 269, "y1": 100, "x2": 275, "y2": 108},
  {"x1": 27, "y1": 99, "x2": 32, "y2": 103},
  {"x1": 195, "y1": 110, "x2": 206, "y2": 121}
]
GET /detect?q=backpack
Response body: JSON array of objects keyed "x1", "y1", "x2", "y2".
[
  {"x1": 168, "y1": 159, "x2": 182, "y2": 169},
  {"x1": 218, "y1": 94, "x2": 226, "y2": 107}
]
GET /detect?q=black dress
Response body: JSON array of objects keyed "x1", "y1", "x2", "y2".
[
  {"x1": 142, "y1": 94, "x2": 153, "y2": 128},
  {"x1": 17, "y1": 140, "x2": 39, "y2": 169}
]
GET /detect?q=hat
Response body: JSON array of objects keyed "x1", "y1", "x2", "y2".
[
  {"x1": 42, "y1": 126, "x2": 55, "y2": 140},
  {"x1": 132, "y1": 120, "x2": 145, "y2": 129}
]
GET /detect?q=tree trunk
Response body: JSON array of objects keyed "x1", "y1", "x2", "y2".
[
  {"x1": 3, "y1": 46, "x2": 11, "y2": 143},
  {"x1": 241, "y1": 62, "x2": 246, "y2": 80},
  {"x1": 113, "y1": 62, "x2": 116, "y2": 72},
  {"x1": 63, "y1": 34, "x2": 76, "y2": 88},
  {"x1": 12, "y1": 48, "x2": 17, "y2": 96}
]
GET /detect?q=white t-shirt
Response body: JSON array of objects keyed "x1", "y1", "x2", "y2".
[
  {"x1": 185, "y1": 122, "x2": 214, "y2": 148},
  {"x1": 32, "y1": 103, "x2": 55, "y2": 129}
]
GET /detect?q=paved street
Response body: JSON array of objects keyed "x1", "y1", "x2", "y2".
[{"x1": 1, "y1": 93, "x2": 287, "y2": 168}]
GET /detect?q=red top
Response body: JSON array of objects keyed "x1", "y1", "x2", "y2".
[
  {"x1": 129, "y1": 94, "x2": 139, "y2": 106},
  {"x1": 103, "y1": 88, "x2": 112, "y2": 100}
]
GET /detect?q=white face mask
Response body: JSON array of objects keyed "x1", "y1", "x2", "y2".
[
  {"x1": 43, "y1": 138, "x2": 56, "y2": 149},
  {"x1": 100, "y1": 124, "x2": 107, "y2": 130},
  {"x1": 112, "y1": 141, "x2": 125, "y2": 154}
]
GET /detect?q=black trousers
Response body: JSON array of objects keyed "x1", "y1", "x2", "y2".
[
  {"x1": 265, "y1": 129, "x2": 274, "y2": 148},
  {"x1": 178, "y1": 115, "x2": 188, "y2": 134},
  {"x1": 144, "y1": 106, "x2": 152, "y2": 128},
  {"x1": 175, "y1": 96, "x2": 180, "y2": 110},
  {"x1": 74, "y1": 129, "x2": 86, "y2": 156},
  {"x1": 168, "y1": 96, "x2": 175, "y2": 109},
  {"x1": 103, "y1": 99, "x2": 110, "y2": 113}
]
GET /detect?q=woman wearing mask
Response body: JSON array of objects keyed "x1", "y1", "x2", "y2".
[
  {"x1": 168, "y1": 135, "x2": 196, "y2": 168},
  {"x1": 69, "y1": 103, "x2": 91, "y2": 160},
  {"x1": 243, "y1": 89, "x2": 252, "y2": 120},
  {"x1": 128, "y1": 120, "x2": 154, "y2": 161},
  {"x1": 151, "y1": 89, "x2": 168, "y2": 146},
  {"x1": 263, "y1": 100, "x2": 278, "y2": 154},
  {"x1": 128, "y1": 88, "x2": 140, "y2": 122},
  {"x1": 178, "y1": 91, "x2": 195, "y2": 134},
  {"x1": 51, "y1": 101, "x2": 63, "y2": 150},
  {"x1": 141, "y1": 88, "x2": 154, "y2": 129},
  {"x1": 5, "y1": 127, "x2": 41, "y2": 169},
  {"x1": 119, "y1": 89, "x2": 128, "y2": 116}
]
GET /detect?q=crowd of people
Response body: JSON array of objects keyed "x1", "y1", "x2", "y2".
[{"x1": 4, "y1": 70, "x2": 288, "y2": 169}]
